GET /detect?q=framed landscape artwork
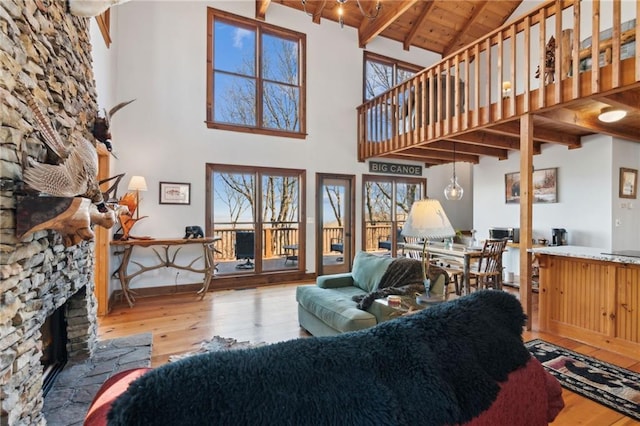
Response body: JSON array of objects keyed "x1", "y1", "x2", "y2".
[
  {"x1": 159, "y1": 182, "x2": 191, "y2": 205},
  {"x1": 505, "y1": 168, "x2": 557, "y2": 204},
  {"x1": 619, "y1": 168, "x2": 638, "y2": 199}
]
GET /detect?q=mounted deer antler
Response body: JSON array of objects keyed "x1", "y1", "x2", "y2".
[
  {"x1": 99, "y1": 172, "x2": 126, "y2": 203},
  {"x1": 23, "y1": 91, "x2": 108, "y2": 212},
  {"x1": 92, "y1": 99, "x2": 135, "y2": 155}
]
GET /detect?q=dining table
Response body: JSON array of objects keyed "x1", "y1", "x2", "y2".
[{"x1": 402, "y1": 241, "x2": 485, "y2": 295}]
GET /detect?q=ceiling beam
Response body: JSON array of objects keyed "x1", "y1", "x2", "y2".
[
  {"x1": 402, "y1": 1, "x2": 435, "y2": 51},
  {"x1": 486, "y1": 121, "x2": 582, "y2": 148},
  {"x1": 255, "y1": 0, "x2": 271, "y2": 21},
  {"x1": 423, "y1": 140, "x2": 509, "y2": 159},
  {"x1": 381, "y1": 153, "x2": 447, "y2": 167},
  {"x1": 442, "y1": 1, "x2": 489, "y2": 56},
  {"x1": 447, "y1": 130, "x2": 521, "y2": 151},
  {"x1": 394, "y1": 147, "x2": 480, "y2": 164},
  {"x1": 596, "y1": 91, "x2": 640, "y2": 110},
  {"x1": 536, "y1": 107, "x2": 640, "y2": 143},
  {"x1": 358, "y1": 0, "x2": 418, "y2": 48}
]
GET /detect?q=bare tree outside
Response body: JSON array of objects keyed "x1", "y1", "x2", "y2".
[
  {"x1": 364, "y1": 181, "x2": 392, "y2": 222},
  {"x1": 365, "y1": 60, "x2": 394, "y2": 100},
  {"x1": 214, "y1": 20, "x2": 300, "y2": 132},
  {"x1": 262, "y1": 175, "x2": 299, "y2": 223},
  {"x1": 215, "y1": 173, "x2": 253, "y2": 227},
  {"x1": 216, "y1": 172, "x2": 256, "y2": 226},
  {"x1": 324, "y1": 185, "x2": 343, "y2": 227}
]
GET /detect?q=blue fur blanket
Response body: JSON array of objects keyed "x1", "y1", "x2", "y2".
[{"x1": 108, "y1": 291, "x2": 531, "y2": 425}]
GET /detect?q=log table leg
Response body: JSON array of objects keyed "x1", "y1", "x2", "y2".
[{"x1": 113, "y1": 245, "x2": 135, "y2": 307}]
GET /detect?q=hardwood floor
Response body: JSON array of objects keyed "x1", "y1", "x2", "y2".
[{"x1": 98, "y1": 283, "x2": 640, "y2": 425}]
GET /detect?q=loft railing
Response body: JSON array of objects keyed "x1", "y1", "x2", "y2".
[{"x1": 357, "y1": 0, "x2": 639, "y2": 161}]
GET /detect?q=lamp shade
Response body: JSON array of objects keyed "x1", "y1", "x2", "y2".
[
  {"x1": 402, "y1": 199, "x2": 455, "y2": 240},
  {"x1": 127, "y1": 176, "x2": 148, "y2": 191}
]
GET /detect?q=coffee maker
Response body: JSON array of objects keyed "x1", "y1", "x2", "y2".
[{"x1": 551, "y1": 228, "x2": 567, "y2": 246}]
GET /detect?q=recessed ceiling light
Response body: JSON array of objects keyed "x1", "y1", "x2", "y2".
[{"x1": 598, "y1": 106, "x2": 627, "y2": 123}]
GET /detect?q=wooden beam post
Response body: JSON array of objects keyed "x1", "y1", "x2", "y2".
[{"x1": 519, "y1": 114, "x2": 534, "y2": 330}]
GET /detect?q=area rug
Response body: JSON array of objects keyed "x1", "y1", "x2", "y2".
[
  {"x1": 168, "y1": 336, "x2": 266, "y2": 362},
  {"x1": 525, "y1": 339, "x2": 640, "y2": 421}
]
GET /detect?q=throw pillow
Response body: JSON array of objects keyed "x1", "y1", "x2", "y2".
[{"x1": 351, "y1": 251, "x2": 393, "y2": 292}]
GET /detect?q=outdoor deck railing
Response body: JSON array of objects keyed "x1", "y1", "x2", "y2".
[
  {"x1": 357, "y1": 0, "x2": 640, "y2": 160},
  {"x1": 212, "y1": 225, "x2": 397, "y2": 260}
]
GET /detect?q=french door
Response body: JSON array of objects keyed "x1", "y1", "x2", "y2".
[
  {"x1": 316, "y1": 173, "x2": 355, "y2": 276},
  {"x1": 207, "y1": 164, "x2": 305, "y2": 281},
  {"x1": 362, "y1": 175, "x2": 426, "y2": 258}
]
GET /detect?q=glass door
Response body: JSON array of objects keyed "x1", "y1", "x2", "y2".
[
  {"x1": 207, "y1": 164, "x2": 304, "y2": 282},
  {"x1": 317, "y1": 174, "x2": 354, "y2": 276},
  {"x1": 362, "y1": 175, "x2": 425, "y2": 258}
]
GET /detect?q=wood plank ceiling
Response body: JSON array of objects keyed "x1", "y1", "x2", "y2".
[{"x1": 258, "y1": 0, "x2": 640, "y2": 166}]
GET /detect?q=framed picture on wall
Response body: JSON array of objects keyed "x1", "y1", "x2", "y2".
[
  {"x1": 619, "y1": 168, "x2": 638, "y2": 199},
  {"x1": 505, "y1": 168, "x2": 557, "y2": 204},
  {"x1": 159, "y1": 182, "x2": 191, "y2": 205}
]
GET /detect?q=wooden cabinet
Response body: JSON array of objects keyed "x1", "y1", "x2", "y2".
[{"x1": 537, "y1": 254, "x2": 640, "y2": 358}]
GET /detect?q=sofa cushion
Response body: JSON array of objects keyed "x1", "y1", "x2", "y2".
[
  {"x1": 351, "y1": 251, "x2": 393, "y2": 292},
  {"x1": 296, "y1": 285, "x2": 377, "y2": 333}
]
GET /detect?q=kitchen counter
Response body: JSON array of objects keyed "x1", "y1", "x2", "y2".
[
  {"x1": 533, "y1": 246, "x2": 640, "y2": 358},
  {"x1": 529, "y1": 245, "x2": 640, "y2": 266}
]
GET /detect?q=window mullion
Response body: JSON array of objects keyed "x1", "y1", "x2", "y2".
[{"x1": 256, "y1": 29, "x2": 263, "y2": 129}]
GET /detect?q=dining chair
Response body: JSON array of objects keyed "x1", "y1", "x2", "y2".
[{"x1": 467, "y1": 238, "x2": 508, "y2": 290}]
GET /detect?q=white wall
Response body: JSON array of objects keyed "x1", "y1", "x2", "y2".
[
  {"x1": 430, "y1": 162, "x2": 473, "y2": 231},
  {"x1": 612, "y1": 138, "x2": 640, "y2": 250},
  {"x1": 474, "y1": 135, "x2": 615, "y2": 247},
  {"x1": 475, "y1": 135, "x2": 640, "y2": 276},
  {"x1": 95, "y1": 0, "x2": 453, "y2": 291}
]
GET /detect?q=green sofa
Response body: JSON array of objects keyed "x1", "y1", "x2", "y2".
[{"x1": 296, "y1": 251, "x2": 446, "y2": 336}]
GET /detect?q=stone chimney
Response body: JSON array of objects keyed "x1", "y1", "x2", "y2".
[{"x1": 1, "y1": 1, "x2": 100, "y2": 424}]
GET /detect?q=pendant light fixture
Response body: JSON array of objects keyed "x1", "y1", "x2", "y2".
[{"x1": 444, "y1": 143, "x2": 464, "y2": 200}]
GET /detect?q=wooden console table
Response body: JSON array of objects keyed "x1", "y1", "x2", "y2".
[{"x1": 111, "y1": 237, "x2": 220, "y2": 307}]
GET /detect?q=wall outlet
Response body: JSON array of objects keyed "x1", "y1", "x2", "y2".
[{"x1": 615, "y1": 219, "x2": 622, "y2": 227}]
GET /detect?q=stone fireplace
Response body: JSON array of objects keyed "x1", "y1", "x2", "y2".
[{"x1": 0, "y1": 1, "x2": 101, "y2": 424}]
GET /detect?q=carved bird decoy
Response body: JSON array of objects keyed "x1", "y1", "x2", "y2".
[
  {"x1": 68, "y1": 0, "x2": 131, "y2": 17},
  {"x1": 23, "y1": 92, "x2": 107, "y2": 212},
  {"x1": 92, "y1": 99, "x2": 135, "y2": 155}
]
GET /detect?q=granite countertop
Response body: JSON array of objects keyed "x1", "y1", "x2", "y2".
[{"x1": 528, "y1": 245, "x2": 640, "y2": 266}]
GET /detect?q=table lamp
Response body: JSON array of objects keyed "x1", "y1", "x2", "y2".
[
  {"x1": 401, "y1": 199, "x2": 455, "y2": 302},
  {"x1": 127, "y1": 175, "x2": 147, "y2": 219}
]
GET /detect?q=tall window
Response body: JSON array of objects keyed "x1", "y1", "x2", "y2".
[
  {"x1": 206, "y1": 164, "x2": 305, "y2": 279},
  {"x1": 363, "y1": 52, "x2": 422, "y2": 101},
  {"x1": 206, "y1": 8, "x2": 306, "y2": 138},
  {"x1": 362, "y1": 175, "x2": 425, "y2": 257}
]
